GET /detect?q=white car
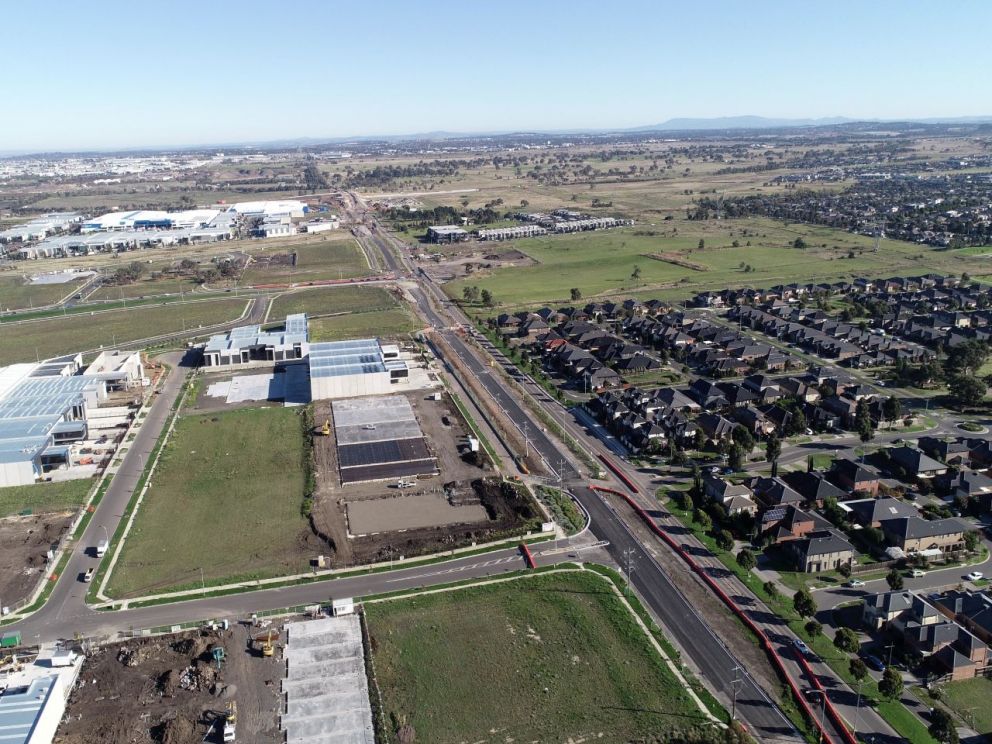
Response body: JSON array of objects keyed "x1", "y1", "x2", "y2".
[
  {"x1": 845, "y1": 579, "x2": 866, "y2": 588},
  {"x1": 967, "y1": 571, "x2": 984, "y2": 582},
  {"x1": 909, "y1": 569, "x2": 926, "y2": 578}
]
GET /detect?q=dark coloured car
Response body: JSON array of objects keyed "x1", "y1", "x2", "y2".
[{"x1": 863, "y1": 653, "x2": 885, "y2": 672}]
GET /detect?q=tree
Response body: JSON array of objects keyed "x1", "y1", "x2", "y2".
[
  {"x1": 631, "y1": 265, "x2": 642, "y2": 281},
  {"x1": 731, "y1": 426, "x2": 755, "y2": 453},
  {"x1": 569, "y1": 287, "x2": 582, "y2": 302},
  {"x1": 765, "y1": 435, "x2": 782, "y2": 477},
  {"x1": 793, "y1": 589, "x2": 816, "y2": 619},
  {"x1": 849, "y1": 657, "x2": 868, "y2": 682},
  {"x1": 728, "y1": 444, "x2": 745, "y2": 472},
  {"x1": 480, "y1": 289, "x2": 495, "y2": 308},
  {"x1": 697, "y1": 238, "x2": 705, "y2": 250},
  {"x1": 694, "y1": 509, "x2": 712, "y2": 530},
  {"x1": 833, "y1": 627, "x2": 860, "y2": 654},
  {"x1": 793, "y1": 237, "x2": 808, "y2": 250},
  {"x1": 736, "y1": 549, "x2": 756, "y2": 570},
  {"x1": 715, "y1": 530, "x2": 734, "y2": 552},
  {"x1": 944, "y1": 340, "x2": 989, "y2": 377},
  {"x1": 805, "y1": 620, "x2": 822, "y2": 640},
  {"x1": 882, "y1": 396, "x2": 902, "y2": 429},
  {"x1": 878, "y1": 667, "x2": 904, "y2": 700},
  {"x1": 886, "y1": 569, "x2": 904, "y2": 591},
  {"x1": 763, "y1": 580, "x2": 779, "y2": 598},
  {"x1": 838, "y1": 562, "x2": 852, "y2": 579},
  {"x1": 949, "y1": 374, "x2": 987, "y2": 407},
  {"x1": 928, "y1": 707, "x2": 960, "y2": 744},
  {"x1": 964, "y1": 530, "x2": 981, "y2": 552}
]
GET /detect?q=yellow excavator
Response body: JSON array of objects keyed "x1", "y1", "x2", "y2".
[
  {"x1": 223, "y1": 701, "x2": 237, "y2": 742},
  {"x1": 320, "y1": 420, "x2": 331, "y2": 436},
  {"x1": 253, "y1": 629, "x2": 276, "y2": 658}
]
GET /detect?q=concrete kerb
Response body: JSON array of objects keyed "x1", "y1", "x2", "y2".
[
  {"x1": 360, "y1": 565, "x2": 724, "y2": 727},
  {"x1": 95, "y1": 369, "x2": 194, "y2": 601},
  {"x1": 96, "y1": 531, "x2": 556, "y2": 610}
]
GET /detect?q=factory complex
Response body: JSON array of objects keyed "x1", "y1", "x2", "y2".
[
  {"x1": 0, "y1": 351, "x2": 145, "y2": 487},
  {"x1": 202, "y1": 314, "x2": 409, "y2": 401}
]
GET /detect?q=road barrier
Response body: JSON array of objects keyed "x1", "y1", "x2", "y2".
[
  {"x1": 589, "y1": 484, "x2": 853, "y2": 744},
  {"x1": 519, "y1": 542, "x2": 537, "y2": 569},
  {"x1": 596, "y1": 455, "x2": 640, "y2": 494}
]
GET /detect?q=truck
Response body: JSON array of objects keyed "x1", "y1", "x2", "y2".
[
  {"x1": 83, "y1": 568, "x2": 95, "y2": 583},
  {"x1": 96, "y1": 539, "x2": 108, "y2": 557},
  {"x1": 0, "y1": 632, "x2": 21, "y2": 649}
]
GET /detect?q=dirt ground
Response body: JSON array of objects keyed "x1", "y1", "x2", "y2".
[
  {"x1": 55, "y1": 623, "x2": 283, "y2": 744},
  {"x1": 423, "y1": 245, "x2": 536, "y2": 283},
  {"x1": 0, "y1": 513, "x2": 71, "y2": 609},
  {"x1": 308, "y1": 389, "x2": 508, "y2": 566}
]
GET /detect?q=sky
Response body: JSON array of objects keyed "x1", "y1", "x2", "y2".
[{"x1": 3, "y1": 0, "x2": 991, "y2": 152}]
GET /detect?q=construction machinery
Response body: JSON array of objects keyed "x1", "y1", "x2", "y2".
[
  {"x1": 320, "y1": 420, "x2": 330, "y2": 436},
  {"x1": 253, "y1": 629, "x2": 276, "y2": 658},
  {"x1": 223, "y1": 701, "x2": 237, "y2": 742}
]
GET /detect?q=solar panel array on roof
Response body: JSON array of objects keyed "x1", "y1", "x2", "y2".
[{"x1": 331, "y1": 396, "x2": 436, "y2": 484}]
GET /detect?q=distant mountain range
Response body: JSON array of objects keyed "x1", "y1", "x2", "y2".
[{"x1": 6, "y1": 116, "x2": 992, "y2": 158}]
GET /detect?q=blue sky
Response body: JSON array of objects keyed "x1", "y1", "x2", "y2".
[{"x1": 4, "y1": 0, "x2": 990, "y2": 151}]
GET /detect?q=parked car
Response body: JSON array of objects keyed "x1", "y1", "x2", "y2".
[
  {"x1": 862, "y1": 653, "x2": 885, "y2": 672},
  {"x1": 909, "y1": 569, "x2": 926, "y2": 578},
  {"x1": 82, "y1": 568, "x2": 95, "y2": 583},
  {"x1": 845, "y1": 579, "x2": 866, "y2": 588},
  {"x1": 967, "y1": 571, "x2": 984, "y2": 582}
]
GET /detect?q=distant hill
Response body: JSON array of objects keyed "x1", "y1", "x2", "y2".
[{"x1": 633, "y1": 116, "x2": 856, "y2": 131}]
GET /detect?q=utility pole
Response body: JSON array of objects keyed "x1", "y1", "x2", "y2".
[
  {"x1": 622, "y1": 548, "x2": 636, "y2": 597},
  {"x1": 853, "y1": 677, "x2": 864, "y2": 735},
  {"x1": 523, "y1": 421, "x2": 530, "y2": 458},
  {"x1": 731, "y1": 664, "x2": 742, "y2": 721}
]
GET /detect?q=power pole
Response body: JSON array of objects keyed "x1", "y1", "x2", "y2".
[
  {"x1": 731, "y1": 664, "x2": 742, "y2": 721},
  {"x1": 523, "y1": 422, "x2": 530, "y2": 458},
  {"x1": 622, "y1": 548, "x2": 636, "y2": 597}
]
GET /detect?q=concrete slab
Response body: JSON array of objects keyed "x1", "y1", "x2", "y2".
[
  {"x1": 347, "y1": 492, "x2": 487, "y2": 534},
  {"x1": 281, "y1": 615, "x2": 374, "y2": 744}
]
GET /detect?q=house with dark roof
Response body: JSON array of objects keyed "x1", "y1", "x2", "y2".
[
  {"x1": 918, "y1": 436, "x2": 971, "y2": 467},
  {"x1": 782, "y1": 471, "x2": 847, "y2": 507},
  {"x1": 933, "y1": 590, "x2": 992, "y2": 646},
  {"x1": 943, "y1": 470, "x2": 992, "y2": 508},
  {"x1": 886, "y1": 445, "x2": 948, "y2": 479},
  {"x1": 786, "y1": 529, "x2": 856, "y2": 572},
  {"x1": 829, "y1": 459, "x2": 881, "y2": 496},
  {"x1": 761, "y1": 505, "x2": 832, "y2": 544},
  {"x1": 862, "y1": 591, "x2": 915, "y2": 630},
  {"x1": 843, "y1": 497, "x2": 919, "y2": 528},
  {"x1": 702, "y1": 475, "x2": 758, "y2": 516},
  {"x1": 696, "y1": 413, "x2": 737, "y2": 443},
  {"x1": 880, "y1": 517, "x2": 969, "y2": 555}
]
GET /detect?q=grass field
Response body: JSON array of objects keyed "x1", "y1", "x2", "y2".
[
  {"x1": 0, "y1": 298, "x2": 247, "y2": 365},
  {"x1": 88, "y1": 276, "x2": 204, "y2": 301},
  {"x1": 366, "y1": 570, "x2": 711, "y2": 743},
  {"x1": 933, "y1": 677, "x2": 992, "y2": 735},
  {"x1": 0, "y1": 274, "x2": 89, "y2": 312},
  {"x1": 268, "y1": 285, "x2": 398, "y2": 319},
  {"x1": 443, "y1": 218, "x2": 986, "y2": 308},
  {"x1": 0, "y1": 479, "x2": 93, "y2": 518},
  {"x1": 240, "y1": 238, "x2": 371, "y2": 285},
  {"x1": 308, "y1": 308, "x2": 419, "y2": 341},
  {"x1": 106, "y1": 407, "x2": 313, "y2": 598}
]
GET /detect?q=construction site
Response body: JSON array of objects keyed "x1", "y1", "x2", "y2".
[
  {"x1": 53, "y1": 622, "x2": 284, "y2": 744},
  {"x1": 309, "y1": 389, "x2": 540, "y2": 567}
]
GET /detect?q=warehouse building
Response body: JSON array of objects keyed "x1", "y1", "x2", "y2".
[
  {"x1": 0, "y1": 213, "x2": 83, "y2": 245},
  {"x1": 309, "y1": 339, "x2": 408, "y2": 401},
  {"x1": 426, "y1": 225, "x2": 469, "y2": 243},
  {"x1": 81, "y1": 209, "x2": 221, "y2": 232},
  {"x1": 223, "y1": 200, "x2": 308, "y2": 219},
  {"x1": 202, "y1": 314, "x2": 309, "y2": 367},
  {"x1": 0, "y1": 647, "x2": 84, "y2": 744}
]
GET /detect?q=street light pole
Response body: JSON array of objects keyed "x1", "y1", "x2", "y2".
[{"x1": 853, "y1": 678, "x2": 864, "y2": 735}]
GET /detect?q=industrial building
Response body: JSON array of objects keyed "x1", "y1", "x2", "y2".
[
  {"x1": 0, "y1": 646, "x2": 84, "y2": 744},
  {"x1": 0, "y1": 213, "x2": 83, "y2": 245},
  {"x1": 202, "y1": 315, "x2": 410, "y2": 401},
  {"x1": 302, "y1": 218, "x2": 339, "y2": 233},
  {"x1": 202, "y1": 314, "x2": 309, "y2": 367},
  {"x1": 80, "y1": 209, "x2": 222, "y2": 232},
  {"x1": 426, "y1": 225, "x2": 469, "y2": 243},
  {"x1": 222, "y1": 200, "x2": 308, "y2": 219},
  {"x1": 308, "y1": 339, "x2": 408, "y2": 401},
  {"x1": 0, "y1": 352, "x2": 144, "y2": 487}
]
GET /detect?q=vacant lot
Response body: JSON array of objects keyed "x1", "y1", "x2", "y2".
[
  {"x1": 0, "y1": 298, "x2": 247, "y2": 365},
  {"x1": 268, "y1": 285, "x2": 398, "y2": 319},
  {"x1": 241, "y1": 238, "x2": 370, "y2": 285},
  {"x1": 88, "y1": 275, "x2": 204, "y2": 301},
  {"x1": 0, "y1": 273, "x2": 88, "y2": 311},
  {"x1": 309, "y1": 308, "x2": 419, "y2": 341},
  {"x1": 106, "y1": 407, "x2": 324, "y2": 598},
  {"x1": 444, "y1": 218, "x2": 984, "y2": 308},
  {"x1": 0, "y1": 478, "x2": 93, "y2": 517},
  {"x1": 366, "y1": 569, "x2": 712, "y2": 744},
  {"x1": 937, "y1": 677, "x2": 992, "y2": 736}
]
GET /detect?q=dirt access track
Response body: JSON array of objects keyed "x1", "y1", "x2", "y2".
[
  {"x1": 0, "y1": 512, "x2": 72, "y2": 609},
  {"x1": 55, "y1": 623, "x2": 282, "y2": 744}
]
